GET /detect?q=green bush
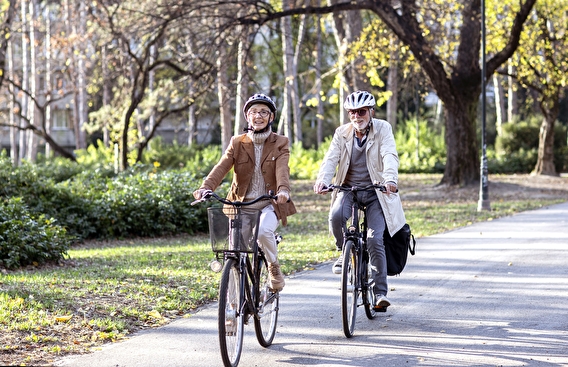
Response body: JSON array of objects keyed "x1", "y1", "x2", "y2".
[
  {"x1": 494, "y1": 116, "x2": 568, "y2": 173},
  {"x1": 495, "y1": 116, "x2": 540, "y2": 154},
  {"x1": 84, "y1": 170, "x2": 209, "y2": 238},
  {"x1": 395, "y1": 119, "x2": 446, "y2": 173},
  {"x1": 140, "y1": 137, "x2": 222, "y2": 178},
  {"x1": 0, "y1": 197, "x2": 71, "y2": 269},
  {"x1": 289, "y1": 140, "x2": 330, "y2": 180},
  {"x1": 488, "y1": 147, "x2": 538, "y2": 173},
  {"x1": 181, "y1": 145, "x2": 223, "y2": 180},
  {"x1": 0, "y1": 154, "x2": 215, "y2": 242}
]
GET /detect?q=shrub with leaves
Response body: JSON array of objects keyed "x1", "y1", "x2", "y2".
[
  {"x1": 288, "y1": 140, "x2": 330, "y2": 180},
  {"x1": 493, "y1": 116, "x2": 567, "y2": 173},
  {"x1": 0, "y1": 197, "x2": 72, "y2": 269},
  {"x1": 395, "y1": 119, "x2": 446, "y2": 173},
  {"x1": 140, "y1": 137, "x2": 222, "y2": 178}
]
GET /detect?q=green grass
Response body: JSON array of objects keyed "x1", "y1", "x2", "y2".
[{"x1": 1, "y1": 175, "x2": 567, "y2": 366}]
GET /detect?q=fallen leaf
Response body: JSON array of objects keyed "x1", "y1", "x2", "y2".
[{"x1": 56, "y1": 315, "x2": 73, "y2": 322}]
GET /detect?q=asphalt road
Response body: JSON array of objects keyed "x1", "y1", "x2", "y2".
[{"x1": 55, "y1": 202, "x2": 568, "y2": 367}]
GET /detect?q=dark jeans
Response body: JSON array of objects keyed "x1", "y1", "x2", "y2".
[{"x1": 329, "y1": 190, "x2": 388, "y2": 296}]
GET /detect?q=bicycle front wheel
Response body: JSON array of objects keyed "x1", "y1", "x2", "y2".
[
  {"x1": 363, "y1": 255, "x2": 377, "y2": 320},
  {"x1": 341, "y1": 240, "x2": 358, "y2": 338},
  {"x1": 254, "y1": 255, "x2": 279, "y2": 347},
  {"x1": 218, "y1": 258, "x2": 244, "y2": 367}
]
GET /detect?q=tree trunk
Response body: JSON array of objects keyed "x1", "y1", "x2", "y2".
[
  {"x1": 386, "y1": 36, "x2": 399, "y2": 131},
  {"x1": 533, "y1": 101, "x2": 558, "y2": 176},
  {"x1": 77, "y1": 0, "x2": 87, "y2": 149},
  {"x1": 315, "y1": 9, "x2": 324, "y2": 147},
  {"x1": 280, "y1": 1, "x2": 293, "y2": 140},
  {"x1": 0, "y1": 0, "x2": 15, "y2": 90},
  {"x1": 102, "y1": 46, "x2": 110, "y2": 147},
  {"x1": 507, "y1": 61, "x2": 518, "y2": 123},
  {"x1": 291, "y1": 2, "x2": 307, "y2": 144},
  {"x1": 26, "y1": 0, "x2": 38, "y2": 162},
  {"x1": 44, "y1": 3, "x2": 52, "y2": 158},
  {"x1": 19, "y1": 0, "x2": 28, "y2": 163},
  {"x1": 493, "y1": 74, "x2": 506, "y2": 136},
  {"x1": 234, "y1": 27, "x2": 250, "y2": 136},
  {"x1": 64, "y1": 0, "x2": 81, "y2": 152},
  {"x1": 533, "y1": 116, "x2": 556, "y2": 176},
  {"x1": 327, "y1": 0, "x2": 347, "y2": 126},
  {"x1": 442, "y1": 96, "x2": 480, "y2": 186},
  {"x1": 187, "y1": 102, "x2": 197, "y2": 146},
  {"x1": 217, "y1": 41, "x2": 232, "y2": 150},
  {"x1": 8, "y1": 39, "x2": 19, "y2": 165},
  {"x1": 345, "y1": 19, "x2": 370, "y2": 93},
  {"x1": 435, "y1": 99, "x2": 443, "y2": 126},
  {"x1": 186, "y1": 38, "x2": 197, "y2": 147},
  {"x1": 148, "y1": 45, "x2": 156, "y2": 146}
]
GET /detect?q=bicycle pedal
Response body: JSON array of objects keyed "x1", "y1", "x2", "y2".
[{"x1": 373, "y1": 306, "x2": 388, "y2": 313}]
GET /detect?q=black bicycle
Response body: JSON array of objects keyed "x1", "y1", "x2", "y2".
[
  {"x1": 191, "y1": 191, "x2": 280, "y2": 367},
  {"x1": 323, "y1": 183, "x2": 390, "y2": 338}
]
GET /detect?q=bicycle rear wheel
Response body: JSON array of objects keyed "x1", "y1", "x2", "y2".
[
  {"x1": 218, "y1": 258, "x2": 244, "y2": 367},
  {"x1": 341, "y1": 240, "x2": 358, "y2": 338},
  {"x1": 254, "y1": 255, "x2": 279, "y2": 347}
]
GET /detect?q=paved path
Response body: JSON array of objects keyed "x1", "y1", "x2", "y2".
[{"x1": 55, "y1": 202, "x2": 568, "y2": 367}]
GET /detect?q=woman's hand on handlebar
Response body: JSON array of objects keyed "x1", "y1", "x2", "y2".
[
  {"x1": 275, "y1": 191, "x2": 290, "y2": 204},
  {"x1": 193, "y1": 188, "x2": 212, "y2": 200}
]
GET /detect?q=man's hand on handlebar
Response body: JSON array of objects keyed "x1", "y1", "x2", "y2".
[
  {"x1": 313, "y1": 181, "x2": 329, "y2": 195},
  {"x1": 384, "y1": 182, "x2": 398, "y2": 195}
]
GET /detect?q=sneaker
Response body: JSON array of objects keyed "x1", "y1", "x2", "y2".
[
  {"x1": 332, "y1": 253, "x2": 344, "y2": 274},
  {"x1": 374, "y1": 294, "x2": 391, "y2": 311},
  {"x1": 268, "y1": 262, "x2": 285, "y2": 292}
]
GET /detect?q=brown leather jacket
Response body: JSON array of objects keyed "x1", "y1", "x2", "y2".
[{"x1": 200, "y1": 132, "x2": 297, "y2": 226}]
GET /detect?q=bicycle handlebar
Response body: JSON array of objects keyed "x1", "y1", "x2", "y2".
[
  {"x1": 190, "y1": 190, "x2": 278, "y2": 206},
  {"x1": 321, "y1": 183, "x2": 397, "y2": 194}
]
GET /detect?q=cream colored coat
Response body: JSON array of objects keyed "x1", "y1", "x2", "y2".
[{"x1": 316, "y1": 118, "x2": 406, "y2": 236}]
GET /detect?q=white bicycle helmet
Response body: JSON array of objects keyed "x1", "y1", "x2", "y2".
[
  {"x1": 243, "y1": 93, "x2": 277, "y2": 118},
  {"x1": 343, "y1": 90, "x2": 376, "y2": 110}
]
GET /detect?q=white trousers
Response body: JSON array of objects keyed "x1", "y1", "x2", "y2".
[{"x1": 257, "y1": 205, "x2": 279, "y2": 264}]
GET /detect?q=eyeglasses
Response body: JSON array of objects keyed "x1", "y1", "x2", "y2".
[
  {"x1": 348, "y1": 109, "x2": 368, "y2": 117},
  {"x1": 248, "y1": 110, "x2": 271, "y2": 118}
]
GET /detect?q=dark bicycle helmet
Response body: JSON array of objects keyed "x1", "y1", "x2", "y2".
[
  {"x1": 243, "y1": 93, "x2": 277, "y2": 118},
  {"x1": 343, "y1": 90, "x2": 376, "y2": 110}
]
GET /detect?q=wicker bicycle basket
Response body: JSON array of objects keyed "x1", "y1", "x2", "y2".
[{"x1": 207, "y1": 207, "x2": 261, "y2": 253}]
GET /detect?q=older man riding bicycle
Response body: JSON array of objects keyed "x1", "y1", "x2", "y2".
[{"x1": 314, "y1": 90, "x2": 406, "y2": 311}]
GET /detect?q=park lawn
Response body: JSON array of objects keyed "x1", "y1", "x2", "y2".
[{"x1": 1, "y1": 175, "x2": 566, "y2": 366}]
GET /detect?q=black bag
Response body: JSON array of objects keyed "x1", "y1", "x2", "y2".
[{"x1": 384, "y1": 223, "x2": 416, "y2": 276}]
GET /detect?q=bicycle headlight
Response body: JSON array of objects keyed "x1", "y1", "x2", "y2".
[{"x1": 209, "y1": 260, "x2": 223, "y2": 272}]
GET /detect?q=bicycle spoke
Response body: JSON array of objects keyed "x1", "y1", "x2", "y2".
[
  {"x1": 218, "y1": 259, "x2": 244, "y2": 367},
  {"x1": 341, "y1": 241, "x2": 358, "y2": 338}
]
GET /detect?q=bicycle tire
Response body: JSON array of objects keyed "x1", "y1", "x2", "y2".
[
  {"x1": 218, "y1": 258, "x2": 244, "y2": 367},
  {"x1": 362, "y1": 253, "x2": 376, "y2": 319},
  {"x1": 341, "y1": 240, "x2": 358, "y2": 338},
  {"x1": 253, "y1": 255, "x2": 279, "y2": 347}
]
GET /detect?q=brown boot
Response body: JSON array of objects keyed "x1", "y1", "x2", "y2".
[{"x1": 268, "y1": 262, "x2": 285, "y2": 292}]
